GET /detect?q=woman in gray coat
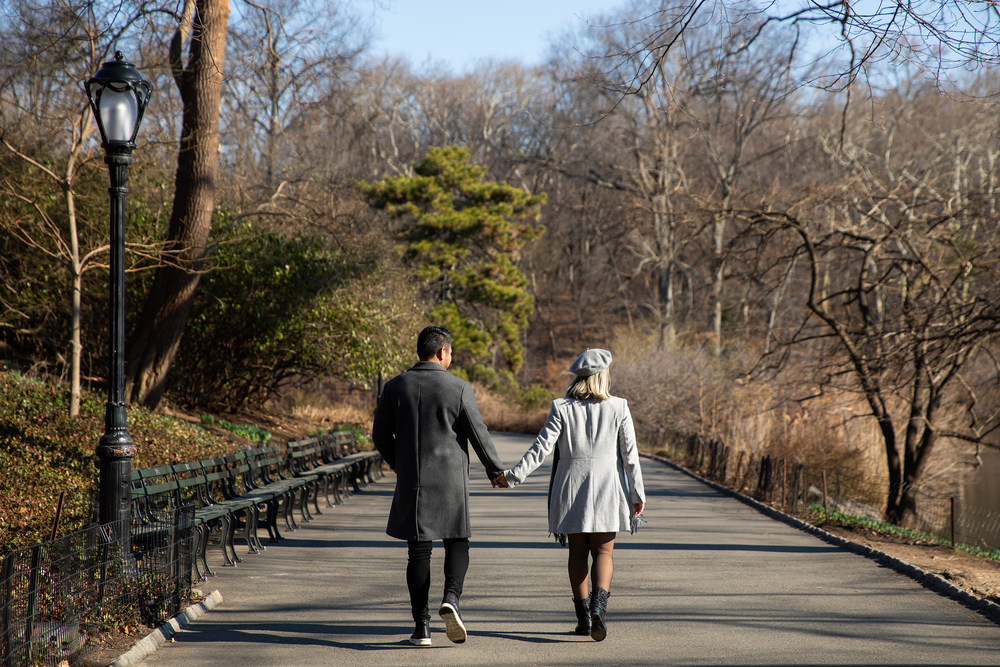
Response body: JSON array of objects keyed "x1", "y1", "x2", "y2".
[{"x1": 500, "y1": 349, "x2": 645, "y2": 642}]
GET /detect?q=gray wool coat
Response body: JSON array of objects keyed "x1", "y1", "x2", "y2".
[
  {"x1": 372, "y1": 361, "x2": 505, "y2": 542},
  {"x1": 505, "y1": 396, "x2": 645, "y2": 534}
]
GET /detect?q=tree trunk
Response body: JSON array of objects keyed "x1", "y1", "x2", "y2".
[
  {"x1": 70, "y1": 269, "x2": 82, "y2": 416},
  {"x1": 125, "y1": 0, "x2": 229, "y2": 409},
  {"x1": 872, "y1": 391, "x2": 904, "y2": 521},
  {"x1": 658, "y1": 262, "x2": 675, "y2": 347},
  {"x1": 710, "y1": 212, "x2": 725, "y2": 357},
  {"x1": 67, "y1": 185, "x2": 82, "y2": 417},
  {"x1": 898, "y1": 380, "x2": 943, "y2": 525}
]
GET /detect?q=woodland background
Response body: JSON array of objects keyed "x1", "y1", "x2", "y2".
[{"x1": 2, "y1": 0, "x2": 1000, "y2": 546}]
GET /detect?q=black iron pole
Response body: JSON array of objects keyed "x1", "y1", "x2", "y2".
[{"x1": 96, "y1": 142, "x2": 136, "y2": 549}]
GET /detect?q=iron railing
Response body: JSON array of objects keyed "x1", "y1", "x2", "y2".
[
  {"x1": 638, "y1": 426, "x2": 1000, "y2": 554},
  {"x1": 0, "y1": 506, "x2": 195, "y2": 667}
]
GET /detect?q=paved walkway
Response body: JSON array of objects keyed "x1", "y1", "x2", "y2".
[{"x1": 139, "y1": 433, "x2": 1000, "y2": 666}]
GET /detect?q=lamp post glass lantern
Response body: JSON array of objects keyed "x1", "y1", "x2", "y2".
[
  {"x1": 86, "y1": 51, "x2": 152, "y2": 145},
  {"x1": 85, "y1": 51, "x2": 151, "y2": 541}
]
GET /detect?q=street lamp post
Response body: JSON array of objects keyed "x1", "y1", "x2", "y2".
[{"x1": 85, "y1": 51, "x2": 152, "y2": 544}]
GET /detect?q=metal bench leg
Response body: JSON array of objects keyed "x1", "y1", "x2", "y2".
[
  {"x1": 251, "y1": 504, "x2": 267, "y2": 550},
  {"x1": 299, "y1": 484, "x2": 313, "y2": 522},
  {"x1": 324, "y1": 477, "x2": 336, "y2": 508},
  {"x1": 263, "y1": 498, "x2": 282, "y2": 542},
  {"x1": 192, "y1": 525, "x2": 208, "y2": 580},
  {"x1": 312, "y1": 479, "x2": 324, "y2": 515},
  {"x1": 231, "y1": 512, "x2": 247, "y2": 562},
  {"x1": 280, "y1": 491, "x2": 295, "y2": 531},
  {"x1": 220, "y1": 516, "x2": 238, "y2": 566},
  {"x1": 200, "y1": 524, "x2": 218, "y2": 577},
  {"x1": 351, "y1": 465, "x2": 363, "y2": 493},
  {"x1": 243, "y1": 506, "x2": 259, "y2": 553},
  {"x1": 242, "y1": 509, "x2": 261, "y2": 554},
  {"x1": 251, "y1": 506, "x2": 265, "y2": 551},
  {"x1": 334, "y1": 472, "x2": 345, "y2": 504},
  {"x1": 285, "y1": 487, "x2": 305, "y2": 530}
]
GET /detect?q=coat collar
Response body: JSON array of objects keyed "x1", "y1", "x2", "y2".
[{"x1": 410, "y1": 360, "x2": 446, "y2": 372}]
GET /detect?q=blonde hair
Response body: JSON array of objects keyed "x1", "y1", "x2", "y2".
[{"x1": 566, "y1": 368, "x2": 611, "y2": 402}]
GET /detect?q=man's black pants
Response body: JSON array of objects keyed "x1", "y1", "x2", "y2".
[{"x1": 406, "y1": 538, "x2": 470, "y2": 621}]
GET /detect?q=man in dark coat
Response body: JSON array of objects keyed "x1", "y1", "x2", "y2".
[{"x1": 372, "y1": 325, "x2": 507, "y2": 647}]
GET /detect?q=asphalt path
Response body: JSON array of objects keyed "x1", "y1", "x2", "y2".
[{"x1": 138, "y1": 433, "x2": 1000, "y2": 666}]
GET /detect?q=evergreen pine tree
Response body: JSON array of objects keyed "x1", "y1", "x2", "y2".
[{"x1": 359, "y1": 146, "x2": 546, "y2": 371}]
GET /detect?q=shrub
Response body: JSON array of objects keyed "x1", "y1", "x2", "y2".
[
  {"x1": 0, "y1": 371, "x2": 234, "y2": 554},
  {"x1": 170, "y1": 220, "x2": 421, "y2": 411}
]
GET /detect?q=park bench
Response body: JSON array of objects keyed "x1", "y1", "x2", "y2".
[
  {"x1": 129, "y1": 430, "x2": 382, "y2": 581},
  {"x1": 224, "y1": 447, "x2": 312, "y2": 541},
  {"x1": 130, "y1": 464, "x2": 234, "y2": 580},
  {"x1": 286, "y1": 432, "x2": 384, "y2": 511},
  {"x1": 287, "y1": 436, "x2": 341, "y2": 516}
]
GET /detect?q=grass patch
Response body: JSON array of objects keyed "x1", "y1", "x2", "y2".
[
  {"x1": 200, "y1": 414, "x2": 271, "y2": 444},
  {"x1": 808, "y1": 504, "x2": 1000, "y2": 562}
]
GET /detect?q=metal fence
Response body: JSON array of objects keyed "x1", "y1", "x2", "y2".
[
  {"x1": 0, "y1": 506, "x2": 195, "y2": 667},
  {"x1": 638, "y1": 426, "x2": 1000, "y2": 554}
]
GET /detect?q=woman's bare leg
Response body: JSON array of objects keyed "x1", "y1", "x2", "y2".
[{"x1": 567, "y1": 533, "x2": 591, "y2": 600}]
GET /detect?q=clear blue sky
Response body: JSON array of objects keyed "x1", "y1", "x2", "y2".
[{"x1": 372, "y1": 0, "x2": 620, "y2": 72}]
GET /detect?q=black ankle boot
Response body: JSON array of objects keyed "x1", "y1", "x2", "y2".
[
  {"x1": 573, "y1": 597, "x2": 591, "y2": 635},
  {"x1": 590, "y1": 587, "x2": 610, "y2": 642},
  {"x1": 409, "y1": 617, "x2": 431, "y2": 646},
  {"x1": 438, "y1": 591, "x2": 467, "y2": 644}
]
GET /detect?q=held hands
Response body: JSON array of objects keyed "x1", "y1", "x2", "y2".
[{"x1": 491, "y1": 473, "x2": 509, "y2": 489}]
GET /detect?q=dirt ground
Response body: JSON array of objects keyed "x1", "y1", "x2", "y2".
[{"x1": 818, "y1": 520, "x2": 1000, "y2": 605}]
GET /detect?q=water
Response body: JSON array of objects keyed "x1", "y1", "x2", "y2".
[{"x1": 963, "y1": 446, "x2": 1000, "y2": 513}]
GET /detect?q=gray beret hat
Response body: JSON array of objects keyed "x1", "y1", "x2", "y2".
[{"x1": 569, "y1": 348, "x2": 612, "y2": 376}]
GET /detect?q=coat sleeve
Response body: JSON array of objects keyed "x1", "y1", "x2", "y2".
[
  {"x1": 457, "y1": 384, "x2": 505, "y2": 480},
  {"x1": 618, "y1": 400, "x2": 645, "y2": 503},
  {"x1": 504, "y1": 401, "x2": 562, "y2": 486},
  {"x1": 371, "y1": 383, "x2": 396, "y2": 470}
]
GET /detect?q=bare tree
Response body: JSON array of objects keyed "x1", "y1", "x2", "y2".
[
  {"x1": 541, "y1": 5, "x2": 801, "y2": 351},
  {"x1": 749, "y1": 87, "x2": 1000, "y2": 521},
  {"x1": 0, "y1": 0, "x2": 154, "y2": 415},
  {"x1": 588, "y1": 0, "x2": 1000, "y2": 98},
  {"x1": 682, "y1": 22, "x2": 801, "y2": 356},
  {"x1": 222, "y1": 0, "x2": 367, "y2": 199}
]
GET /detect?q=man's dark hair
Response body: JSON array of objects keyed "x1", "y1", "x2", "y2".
[{"x1": 417, "y1": 326, "x2": 452, "y2": 360}]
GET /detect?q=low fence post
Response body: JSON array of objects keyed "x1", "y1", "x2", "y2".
[
  {"x1": 768, "y1": 458, "x2": 777, "y2": 504},
  {"x1": 801, "y1": 469, "x2": 807, "y2": 509},
  {"x1": 1, "y1": 553, "x2": 13, "y2": 667},
  {"x1": 822, "y1": 470, "x2": 829, "y2": 519},
  {"x1": 733, "y1": 451, "x2": 745, "y2": 491},
  {"x1": 791, "y1": 464, "x2": 802, "y2": 513},
  {"x1": 24, "y1": 544, "x2": 41, "y2": 663},
  {"x1": 950, "y1": 497, "x2": 956, "y2": 547},
  {"x1": 781, "y1": 459, "x2": 787, "y2": 510}
]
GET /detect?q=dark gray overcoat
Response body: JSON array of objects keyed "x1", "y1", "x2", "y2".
[{"x1": 372, "y1": 361, "x2": 504, "y2": 541}]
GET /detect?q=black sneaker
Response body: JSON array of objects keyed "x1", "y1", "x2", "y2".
[
  {"x1": 438, "y1": 592, "x2": 467, "y2": 644},
  {"x1": 409, "y1": 618, "x2": 431, "y2": 646}
]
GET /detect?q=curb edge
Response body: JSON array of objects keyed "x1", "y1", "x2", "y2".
[{"x1": 109, "y1": 589, "x2": 224, "y2": 667}]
